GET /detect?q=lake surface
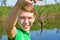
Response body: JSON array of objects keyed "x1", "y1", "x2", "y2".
[
  {"x1": 1, "y1": 28, "x2": 60, "y2": 40},
  {"x1": 30, "y1": 28, "x2": 60, "y2": 40}
]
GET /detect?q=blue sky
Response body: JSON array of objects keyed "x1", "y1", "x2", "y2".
[{"x1": 0, "y1": 0, "x2": 60, "y2": 6}]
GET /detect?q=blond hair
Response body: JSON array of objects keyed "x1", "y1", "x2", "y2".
[{"x1": 21, "y1": 4, "x2": 34, "y2": 13}]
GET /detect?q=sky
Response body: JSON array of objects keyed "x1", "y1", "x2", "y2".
[{"x1": 0, "y1": 0, "x2": 60, "y2": 6}]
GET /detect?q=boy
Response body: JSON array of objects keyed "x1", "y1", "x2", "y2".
[{"x1": 5, "y1": 0, "x2": 37, "y2": 40}]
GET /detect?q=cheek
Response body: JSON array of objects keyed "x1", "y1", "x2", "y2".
[
  {"x1": 29, "y1": 20, "x2": 34, "y2": 25},
  {"x1": 31, "y1": 18, "x2": 35, "y2": 23},
  {"x1": 20, "y1": 19, "x2": 24, "y2": 24}
]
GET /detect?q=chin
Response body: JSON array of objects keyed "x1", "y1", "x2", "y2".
[{"x1": 24, "y1": 29, "x2": 30, "y2": 33}]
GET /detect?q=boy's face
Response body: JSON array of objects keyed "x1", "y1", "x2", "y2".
[{"x1": 18, "y1": 10, "x2": 35, "y2": 32}]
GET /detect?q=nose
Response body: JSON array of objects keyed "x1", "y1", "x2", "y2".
[{"x1": 24, "y1": 19, "x2": 28, "y2": 24}]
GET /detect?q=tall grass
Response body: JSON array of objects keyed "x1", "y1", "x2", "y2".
[
  {"x1": 34, "y1": 4, "x2": 60, "y2": 16},
  {"x1": 0, "y1": 6, "x2": 12, "y2": 20},
  {"x1": 0, "y1": 4, "x2": 60, "y2": 20}
]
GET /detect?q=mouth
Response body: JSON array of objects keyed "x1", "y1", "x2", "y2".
[{"x1": 24, "y1": 25, "x2": 30, "y2": 29}]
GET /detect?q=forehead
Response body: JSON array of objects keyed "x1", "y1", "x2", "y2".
[{"x1": 19, "y1": 10, "x2": 34, "y2": 17}]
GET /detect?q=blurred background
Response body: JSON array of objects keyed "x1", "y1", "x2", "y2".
[{"x1": 0, "y1": 0, "x2": 60, "y2": 40}]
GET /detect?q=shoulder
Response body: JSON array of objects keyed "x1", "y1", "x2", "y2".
[{"x1": 16, "y1": 28, "x2": 23, "y2": 35}]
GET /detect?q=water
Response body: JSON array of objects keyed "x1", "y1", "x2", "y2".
[
  {"x1": 30, "y1": 28, "x2": 60, "y2": 40},
  {"x1": 1, "y1": 28, "x2": 60, "y2": 40}
]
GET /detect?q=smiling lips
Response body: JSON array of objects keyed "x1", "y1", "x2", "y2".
[{"x1": 24, "y1": 25, "x2": 30, "y2": 29}]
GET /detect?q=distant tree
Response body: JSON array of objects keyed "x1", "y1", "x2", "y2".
[
  {"x1": 55, "y1": 0, "x2": 57, "y2": 4},
  {"x1": 38, "y1": 0, "x2": 43, "y2": 1},
  {"x1": 44, "y1": 0, "x2": 46, "y2": 4},
  {"x1": 1, "y1": 0, "x2": 7, "y2": 6},
  {"x1": 39, "y1": 0, "x2": 46, "y2": 4}
]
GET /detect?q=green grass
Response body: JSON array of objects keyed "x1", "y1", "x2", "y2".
[
  {"x1": 0, "y1": 4, "x2": 60, "y2": 19},
  {"x1": 0, "y1": 6, "x2": 12, "y2": 20},
  {"x1": 34, "y1": 4, "x2": 60, "y2": 16}
]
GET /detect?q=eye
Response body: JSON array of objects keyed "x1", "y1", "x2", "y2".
[
  {"x1": 28, "y1": 17, "x2": 32, "y2": 19},
  {"x1": 20, "y1": 17, "x2": 25, "y2": 19}
]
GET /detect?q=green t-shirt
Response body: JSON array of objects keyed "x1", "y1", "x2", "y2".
[{"x1": 8, "y1": 28, "x2": 30, "y2": 40}]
